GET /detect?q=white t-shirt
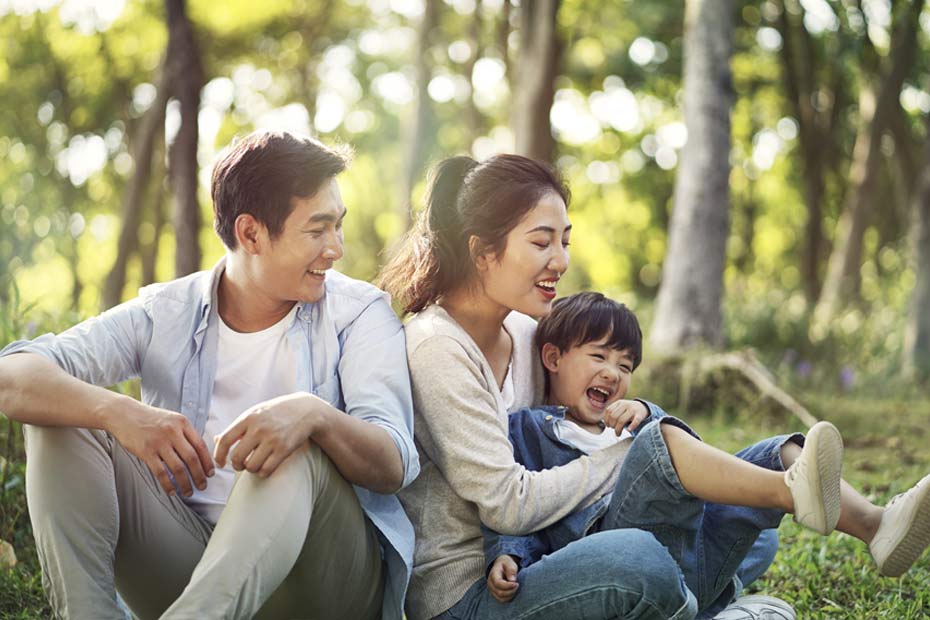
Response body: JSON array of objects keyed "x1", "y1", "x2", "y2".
[
  {"x1": 185, "y1": 304, "x2": 299, "y2": 524},
  {"x1": 553, "y1": 417, "x2": 631, "y2": 455}
]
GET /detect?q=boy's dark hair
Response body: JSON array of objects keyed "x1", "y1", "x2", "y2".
[
  {"x1": 535, "y1": 292, "x2": 643, "y2": 370},
  {"x1": 211, "y1": 131, "x2": 352, "y2": 249}
]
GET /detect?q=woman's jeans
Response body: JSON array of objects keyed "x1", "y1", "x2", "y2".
[{"x1": 439, "y1": 419, "x2": 799, "y2": 620}]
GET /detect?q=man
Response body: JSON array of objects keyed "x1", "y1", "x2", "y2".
[{"x1": 0, "y1": 131, "x2": 418, "y2": 619}]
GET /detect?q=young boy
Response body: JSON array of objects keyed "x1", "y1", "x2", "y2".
[{"x1": 485, "y1": 292, "x2": 930, "y2": 617}]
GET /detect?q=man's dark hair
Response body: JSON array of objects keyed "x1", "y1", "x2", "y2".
[
  {"x1": 211, "y1": 131, "x2": 352, "y2": 249},
  {"x1": 535, "y1": 292, "x2": 643, "y2": 370}
]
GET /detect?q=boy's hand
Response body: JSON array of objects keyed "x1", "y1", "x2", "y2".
[
  {"x1": 604, "y1": 399, "x2": 649, "y2": 436},
  {"x1": 487, "y1": 554, "x2": 520, "y2": 603}
]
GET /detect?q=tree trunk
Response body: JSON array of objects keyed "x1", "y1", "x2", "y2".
[
  {"x1": 141, "y1": 166, "x2": 168, "y2": 287},
  {"x1": 904, "y1": 113, "x2": 930, "y2": 379},
  {"x1": 813, "y1": 0, "x2": 922, "y2": 328},
  {"x1": 776, "y1": 0, "x2": 829, "y2": 302},
  {"x1": 400, "y1": 0, "x2": 440, "y2": 230},
  {"x1": 650, "y1": 0, "x2": 733, "y2": 353},
  {"x1": 513, "y1": 0, "x2": 560, "y2": 162},
  {"x1": 166, "y1": 0, "x2": 204, "y2": 277},
  {"x1": 463, "y1": 0, "x2": 484, "y2": 146},
  {"x1": 101, "y1": 62, "x2": 170, "y2": 309}
]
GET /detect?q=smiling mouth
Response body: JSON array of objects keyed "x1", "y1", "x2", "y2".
[
  {"x1": 586, "y1": 386, "x2": 611, "y2": 408},
  {"x1": 307, "y1": 269, "x2": 327, "y2": 277},
  {"x1": 535, "y1": 279, "x2": 558, "y2": 297}
]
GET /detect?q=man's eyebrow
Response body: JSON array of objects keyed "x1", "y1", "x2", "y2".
[
  {"x1": 525, "y1": 223, "x2": 572, "y2": 234},
  {"x1": 304, "y1": 207, "x2": 348, "y2": 225}
]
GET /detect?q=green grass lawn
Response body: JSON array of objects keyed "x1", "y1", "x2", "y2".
[{"x1": 1, "y1": 390, "x2": 929, "y2": 619}]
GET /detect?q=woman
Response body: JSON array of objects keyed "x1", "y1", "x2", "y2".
[{"x1": 378, "y1": 155, "x2": 779, "y2": 620}]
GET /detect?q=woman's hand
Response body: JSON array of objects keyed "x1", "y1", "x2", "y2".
[
  {"x1": 487, "y1": 554, "x2": 520, "y2": 603},
  {"x1": 604, "y1": 399, "x2": 649, "y2": 436}
]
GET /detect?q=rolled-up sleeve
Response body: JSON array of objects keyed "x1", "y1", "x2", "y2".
[
  {"x1": 337, "y1": 297, "x2": 419, "y2": 489},
  {"x1": 0, "y1": 298, "x2": 151, "y2": 387}
]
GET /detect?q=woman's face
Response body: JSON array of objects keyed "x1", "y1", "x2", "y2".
[{"x1": 476, "y1": 191, "x2": 571, "y2": 318}]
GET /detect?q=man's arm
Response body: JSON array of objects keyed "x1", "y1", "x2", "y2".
[
  {"x1": 214, "y1": 295, "x2": 418, "y2": 494},
  {"x1": 213, "y1": 390, "x2": 404, "y2": 493},
  {"x1": 0, "y1": 302, "x2": 214, "y2": 497}
]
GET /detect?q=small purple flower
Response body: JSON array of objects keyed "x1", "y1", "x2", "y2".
[
  {"x1": 796, "y1": 360, "x2": 812, "y2": 379},
  {"x1": 840, "y1": 366, "x2": 855, "y2": 390},
  {"x1": 24, "y1": 320, "x2": 37, "y2": 338}
]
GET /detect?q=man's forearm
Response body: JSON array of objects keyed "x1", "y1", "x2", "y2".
[
  {"x1": 310, "y1": 399, "x2": 405, "y2": 494},
  {"x1": 0, "y1": 353, "x2": 124, "y2": 430}
]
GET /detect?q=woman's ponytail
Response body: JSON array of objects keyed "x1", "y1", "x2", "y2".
[{"x1": 379, "y1": 156, "x2": 476, "y2": 314}]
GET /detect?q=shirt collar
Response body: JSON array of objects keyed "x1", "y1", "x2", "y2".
[{"x1": 196, "y1": 256, "x2": 227, "y2": 334}]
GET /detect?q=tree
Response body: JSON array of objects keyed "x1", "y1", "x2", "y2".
[
  {"x1": 812, "y1": 0, "x2": 922, "y2": 328},
  {"x1": 905, "y1": 112, "x2": 930, "y2": 379},
  {"x1": 101, "y1": 63, "x2": 170, "y2": 309},
  {"x1": 400, "y1": 0, "x2": 440, "y2": 228},
  {"x1": 166, "y1": 0, "x2": 204, "y2": 277},
  {"x1": 513, "y1": 0, "x2": 560, "y2": 162},
  {"x1": 650, "y1": 0, "x2": 733, "y2": 352}
]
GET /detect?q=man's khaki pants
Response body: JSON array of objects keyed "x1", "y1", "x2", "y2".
[{"x1": 24, "y1": 425, "x2": 384, "y2": 620}]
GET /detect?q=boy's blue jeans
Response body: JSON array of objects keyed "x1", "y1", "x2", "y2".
[
  {"x1": 438, "y1": 418, "x2": 796, "y2": 620},
  {"x1": 602, "y1": 417, "x2": 801, "y2": 619}
]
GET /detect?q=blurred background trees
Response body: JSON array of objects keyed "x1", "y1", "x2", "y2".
[{"x1": 1, "y1": 0, "x2": 929, "y2": 384}]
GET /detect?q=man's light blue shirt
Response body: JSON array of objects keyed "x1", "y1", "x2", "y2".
[{"x1": 0, "y1": 258, "x2": 420, "y2": 620}]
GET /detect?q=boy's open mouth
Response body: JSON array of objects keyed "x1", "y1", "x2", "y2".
[{"x1": 586, "y1": 386, "x2": 610, "y2": 408}]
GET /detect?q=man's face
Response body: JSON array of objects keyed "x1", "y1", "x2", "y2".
[{"x1": 255, "y1": 178, "x2": 346, "y2": 304}]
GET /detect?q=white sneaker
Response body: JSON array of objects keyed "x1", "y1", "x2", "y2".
[
  {"x1": 784, "y1": 421, "x2": 844, "y2": 535},
  {"x1": 712, "y1": 595, "x2": 797, "y2": 620},
  {"x1": 870, "y1": 473, "x2": 930, "y2": 577}
]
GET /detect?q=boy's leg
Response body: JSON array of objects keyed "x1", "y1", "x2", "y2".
[
  {"x1": 24, "y1": 425, "x2": 212, "y2": 620},
  {"x1": 162, "y1": 442, "x2": 383, "y2": 620},
  {"x1": 600, "y1": 419, "x2": 788, "y2": 610},
  {"x1": 438, "y1": 529, "x2": 697, "y2": 620},
  {"x1": 695, "y1": 434, "x2": 801, "y2": 618}
]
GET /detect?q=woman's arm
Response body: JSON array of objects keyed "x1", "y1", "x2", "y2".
[{"x1": 409, "y1": 335, "x2": 629, "y2": 535}]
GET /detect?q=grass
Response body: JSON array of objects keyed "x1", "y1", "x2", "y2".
[{"x1": 0, "y1": 374, "x2": 928, "y2": 618}]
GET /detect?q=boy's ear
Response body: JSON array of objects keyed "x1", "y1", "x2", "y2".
[{"x1": 540, "y1": 342, "x2": 562, "y2": 373}]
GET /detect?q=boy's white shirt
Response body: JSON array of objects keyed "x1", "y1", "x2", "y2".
[
  {"x1": 186, "y1": 303, "x2": 300, "y2": 524},
  {"x1": 554, "y1": 417, "x2": 632, "y2": 454}
]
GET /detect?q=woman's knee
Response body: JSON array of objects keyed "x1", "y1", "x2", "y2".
[{"x1": 578, "y1": 531, "x2": 697, "y2": 619}]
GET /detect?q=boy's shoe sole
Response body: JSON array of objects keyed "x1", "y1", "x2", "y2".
[
  {"x1": 712, "y1": 595, "x2": 796, "y2": 620},
  {"x1": 870, "y1": 473, "x2": 930, "y2": 577},
  {"x1": 785, "y1": 421, "x2": 844, "y2": 535}
]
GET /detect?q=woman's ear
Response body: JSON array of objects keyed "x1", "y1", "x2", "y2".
[
  {"x1": 469, "y1": 235, "x2": 490, "y2": 271},
  {"x1": 234, "y1": 214, "x2": 264, "y2": 254},
  {"x1": 540, "y1": 342, "x2": 562, "y2": 373}
]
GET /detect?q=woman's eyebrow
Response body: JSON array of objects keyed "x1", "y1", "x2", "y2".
[{"x1": 525, "y1": 224, "x2": 572, "y2": 234}]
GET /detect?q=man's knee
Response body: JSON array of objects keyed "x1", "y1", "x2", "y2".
[{"x1": 24, "y1": 424, "x2": 110, "y2": 459}]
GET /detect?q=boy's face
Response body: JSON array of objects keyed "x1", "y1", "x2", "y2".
[{"x1": 542, "y1": 337, "x2": 635, "y2": 430}]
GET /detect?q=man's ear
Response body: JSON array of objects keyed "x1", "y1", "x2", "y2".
[
  {"x1": 234, "y1": 214, "x2": 264, "y2": 255},
  {"x1": 540, "y1": 342, "x2": 562, "y2": 373}
]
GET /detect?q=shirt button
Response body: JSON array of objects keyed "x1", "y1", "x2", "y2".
[
  {"x1": 545, "y1": 415, "x2": 553, "y2": 421},
  {"x1": 186, "y1": 401, "x2": 194, "y2": 408}
]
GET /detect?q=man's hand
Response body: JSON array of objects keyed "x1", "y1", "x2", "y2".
[
  {"x1": 214, "y1": 392, "x2": 324, "y2": 478},
  {"x1": 107, "y1": 402, "x2": 214, "y2": 497},
  {"x1": 604, "y1": 399, "x2": 649, "y2": 436},
  {"x1": 487, "y1": 555, "x2": 520, "y2": 603}
]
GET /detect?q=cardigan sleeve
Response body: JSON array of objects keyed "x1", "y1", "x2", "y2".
[{"x1": 408, "y1": 334, "x2": 630, "y2": 536}]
